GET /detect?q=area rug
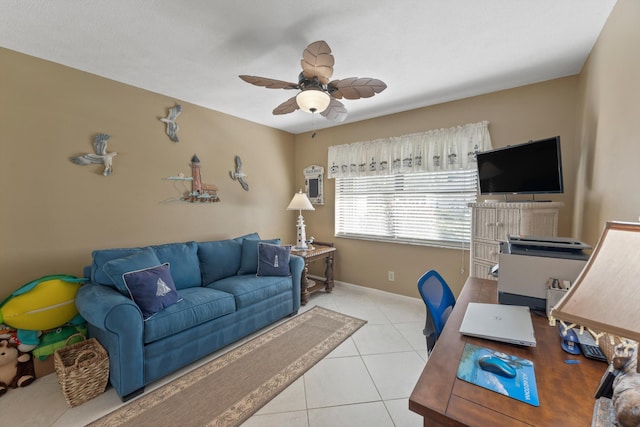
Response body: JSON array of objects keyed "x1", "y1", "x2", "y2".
[{"x1": 88, "y1": 306, "x2": 366, "y2": 427}]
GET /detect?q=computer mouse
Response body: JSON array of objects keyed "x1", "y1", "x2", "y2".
[{"x1": 478, "y1": 354, "x2": 517, "y2": 378}]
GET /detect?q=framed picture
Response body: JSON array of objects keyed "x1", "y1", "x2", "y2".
[{"x1": 304, "y1": 165, "x2": 324, "y2": 205}]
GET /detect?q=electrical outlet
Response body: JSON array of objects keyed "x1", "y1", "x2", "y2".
[{"x1": 388, "y1": 271, "x2": 395, "y2": 281}]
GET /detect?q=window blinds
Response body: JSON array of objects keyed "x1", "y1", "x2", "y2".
[{"x1": 335, "y1": 169, "x2": 478, "y2": 247}]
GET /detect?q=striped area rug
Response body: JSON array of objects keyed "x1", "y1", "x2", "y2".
[{"x1": 88, "y1": 306, "x2": 366, "y2": 427}]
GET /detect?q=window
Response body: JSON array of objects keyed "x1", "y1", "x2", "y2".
[
  {"x1": 328, "y1": 121, "x2": 491, "y2": 248},
  {"x1": 335, "y1": 169, "x2": 477, "y2": 248}
]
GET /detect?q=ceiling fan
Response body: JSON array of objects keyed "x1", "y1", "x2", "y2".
[{"x1": 239, "y1": 40, "x2": 387, "y2": 122}]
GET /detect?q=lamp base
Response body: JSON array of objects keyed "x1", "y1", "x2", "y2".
[{"x1": 295, "y1": 214, "x2": 308, "y2": 251}]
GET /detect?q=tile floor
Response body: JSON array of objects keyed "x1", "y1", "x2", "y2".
[{"x1": 1, "y1": 283, "x2": 428, "y2": 427}]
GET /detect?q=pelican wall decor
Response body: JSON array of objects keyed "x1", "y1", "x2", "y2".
[
  {"x1": 70, "y1": 133, "x2": 117, "y2": 176},
  {"x1": 229, "y1": 155, "x2": 249, "y2": 191},
  {"x1": 160, "y1": 103, "x2": 182, "y2": 142}
]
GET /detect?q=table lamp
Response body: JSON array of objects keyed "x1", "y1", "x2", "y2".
[
  {"x1": 287, "y1": 190, "x2": 315, "y2": 250},
  {"x1": 550, "y1": 221, "x2": 640, "y2": 372}
]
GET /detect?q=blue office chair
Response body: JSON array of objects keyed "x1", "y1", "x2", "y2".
[{"x1": 417, "y1": 270, "x2": 456, "y2": 354}]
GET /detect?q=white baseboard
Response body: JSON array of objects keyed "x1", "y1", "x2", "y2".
[{"x1": 333, "y1": 280, "x2": 422, "y2": 303}]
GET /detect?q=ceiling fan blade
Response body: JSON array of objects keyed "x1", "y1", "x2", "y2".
[
  {"x1": 321, "y1": 99, "x2": 348, "y2": 122},
  {"x1": 300, "y1": 40, "x2": 334, "y2": 85},
  {"x1": 272, "y1": 96, "x2": 299, "y2": 115},
  {"x1": 328, "y1": 77, "x2": 387, "y2": 100},
  {"x1": 239, "y1": 75, "x2": 299, "y2": 90}
]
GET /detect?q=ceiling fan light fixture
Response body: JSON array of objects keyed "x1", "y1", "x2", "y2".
[
  {"x1": 296, "y1": 89, "x2": 330, "y2": 114},
  {"x1": 240, "y1": 41, "x2": 385, "y2": 123}
]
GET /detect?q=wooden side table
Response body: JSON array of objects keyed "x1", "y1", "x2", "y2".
[{"x1": 291, "y1": 242, "x2": 336, "y2": 305}]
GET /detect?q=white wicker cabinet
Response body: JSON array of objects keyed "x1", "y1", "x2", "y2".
[{"x1": 469, "y1": 202, "x2": 563, "y2": 280}]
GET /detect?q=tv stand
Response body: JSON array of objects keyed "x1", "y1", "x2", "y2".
[
  {"x1": 504, "y1": 199, "x2": 552, "y2": 203},
  {"x1": 500, "y1": 194, "x2": 552, "y2": 203},
  {"x1": 468, "y1": 201, "x2": 564, "y2": 280}
]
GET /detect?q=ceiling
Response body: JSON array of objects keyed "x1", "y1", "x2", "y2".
[{"x1": 0, "y1": 1, "x2": 617, "y2": 134}]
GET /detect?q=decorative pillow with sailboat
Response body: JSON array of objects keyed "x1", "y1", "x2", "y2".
[{"x1": 123, "y1": 263, "x2": 181, "y2": 320}]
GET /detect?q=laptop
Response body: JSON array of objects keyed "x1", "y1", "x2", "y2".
[{"x1": 459, "y1": 302, "x2": 537, "y2": 347}]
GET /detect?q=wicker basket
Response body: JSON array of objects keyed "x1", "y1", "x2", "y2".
[{"x1": 54, "y1": 334, "x2": 109, "y2": 407}]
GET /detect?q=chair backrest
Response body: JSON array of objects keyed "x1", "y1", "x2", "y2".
[{"x1": 417, "y1": 269, "x2": 456, "y2": 335}]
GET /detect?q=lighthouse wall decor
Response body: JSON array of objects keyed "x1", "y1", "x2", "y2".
[
  {"x1": 182, "y1": 154, "x2": 219, "y2": 203},
  {"x1": 163, "y1": 154, "x2": 219, "y2": 203}
]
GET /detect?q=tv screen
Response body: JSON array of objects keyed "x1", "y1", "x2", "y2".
[{"x1": 477, "y1": 136, "x2": 564, "y2": 195}]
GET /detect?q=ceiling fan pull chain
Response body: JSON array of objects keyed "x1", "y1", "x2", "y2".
[{"x1": 311, "y1": 111, "x2": 317, "y2": 139}]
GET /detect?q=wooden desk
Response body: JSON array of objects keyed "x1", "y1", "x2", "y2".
[
  {"x1": 291, "y1": 243, "x2": 336, "y2": 305},
  {"x1": 409, "y1": 277, "x2": 605, "y2": 426}
]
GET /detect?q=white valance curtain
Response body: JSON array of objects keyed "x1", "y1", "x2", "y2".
[{"x1": 327, "y1": 120, "x2": 492, "y2": 179}]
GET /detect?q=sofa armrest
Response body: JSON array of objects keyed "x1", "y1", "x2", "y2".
[
  {"x1": 289, "y1": 254, "x2": 304, "y2": 311},
  {"x1": 76, "y1": 283, "x2": 145, "y2": 399},
  {"x1": 76, "y1": 283, "x2": 141, "y2": 328}
]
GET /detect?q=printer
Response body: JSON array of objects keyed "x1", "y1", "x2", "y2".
[{"x1": 498, "y1": 235, "x2": 591, "y2": 312}]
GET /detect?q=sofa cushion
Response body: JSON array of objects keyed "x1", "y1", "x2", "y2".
[
  {"x1": 257, "y1": 243, "x2": 291, "y2": 277},
  {"x1": 237, "y1": 238, "x2": 281, "y2": 275},
  {"x1": 198, "y1": 238, "x2": 244, "y2": 284},
  {"x1": 102, "y1": 248, "x2": 162, "y2": 293},
  {"x1": 142, "y1": 287, "x2": 236, "y2": 343},
  {"x1": 233, "y1": 232, "x2": 260, "y2": 243},
  {"x1": 91, "y1": 247, "x2": 144, "y2": 287},
  {"x1": 123, "y1": 263, "x2": 181, "y2": 320},
  {"x1": 151, "y1": 241, "x2": 201, "y2": 289},
  {"x1": 207, "y1": 274, "x2": 292, "y2": 309}
]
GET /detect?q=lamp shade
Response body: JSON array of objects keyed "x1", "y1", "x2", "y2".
[
  {"x1": 550, "y1": 221, "x2": 640, "y2": 343},
  {"x1": 296, "y1": 89, "x2": 331, "y2": 114},
  {"x1": 287, "y1": 190, "x2": 315, "y2": 211}
]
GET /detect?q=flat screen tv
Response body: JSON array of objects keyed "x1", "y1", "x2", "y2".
[{"x1": 477, "y1": 136, "x2": 564, "y2": 195}]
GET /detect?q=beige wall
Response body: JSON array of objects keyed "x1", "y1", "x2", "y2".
[
  {"x1": 0, "y1": 48, "x2": 298, "y2": 301},
  {"x1": 294, "y1": 77, "x2": 579, "y2": 298},
  {"x1": 575, "y1": 0, "x2": 640, "y2": 245},
  {"x1": 293, "y1": 0, "x2": 639, "y2": 300},
  {"x1": 2, "y1": 0, "x2": 636, "y2": 303}
]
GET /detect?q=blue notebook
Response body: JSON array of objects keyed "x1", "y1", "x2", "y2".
[{"x1": 456, "y1": 343, "x2": 539, "y2": 406}]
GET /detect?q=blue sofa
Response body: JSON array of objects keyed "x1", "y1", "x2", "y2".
[{"x1": 75, "y1": 233, "x2": 303, "y2": 401}]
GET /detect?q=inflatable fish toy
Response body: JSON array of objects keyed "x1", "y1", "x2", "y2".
[{"x1": 0, "y1": 274, "x2": 87, "y2": 331}]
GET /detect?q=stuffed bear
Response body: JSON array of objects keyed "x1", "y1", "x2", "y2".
[{"x1": 0, "y1": 338, "x2": 35, "y2": 396}]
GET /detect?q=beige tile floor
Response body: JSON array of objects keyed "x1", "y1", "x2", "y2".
[{"x1": 1, "y1": 283, "x2": 428, "y2": 427}]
